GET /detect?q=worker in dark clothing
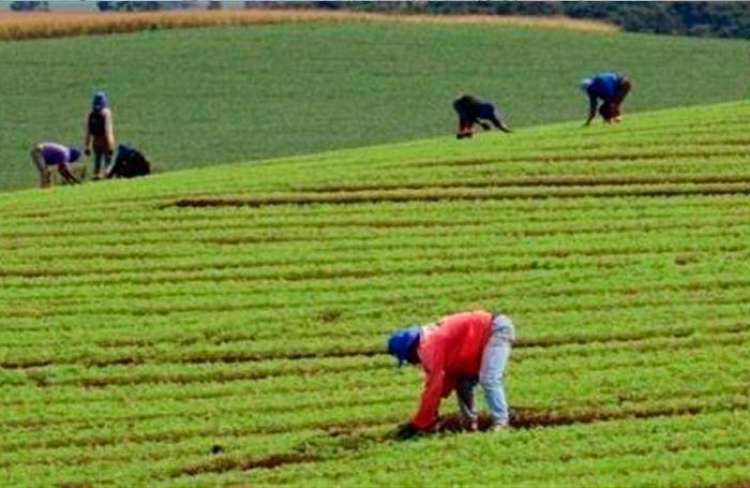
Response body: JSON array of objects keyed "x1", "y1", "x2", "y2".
[
  {"x1": 580, "y1": 72, "x2": 632, "y2": 126},
  {"x1": 84, "y1": 91, "x2": 115, "y2": 179},
  {"x1": 105, "y1": 144, "x2": 152, "y2": 179},
  {"x1": 453, "y1": 94, "x2": 512, "y2": 139}
]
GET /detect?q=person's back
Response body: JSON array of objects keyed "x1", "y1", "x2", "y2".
[
  {"x1": 420, "y1": 311, "x2": 493, "y2": 377},
  {"x1": 39, "y1": 142, "x2": 71, "y2": 166},
  {"x1": 588, "y1": 72, "x2": 622, "y2": 101}
]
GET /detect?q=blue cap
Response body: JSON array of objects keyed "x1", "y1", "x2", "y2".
[
  {"x1": 68, "y1": 148, "x2": 81, "y2": 163},
  {"x1": 92, "y1": 91, "x2": 108, "y2": 111},
  {"x1": 387, "y1": 325, "x2": 420, "y2": 366},
  {"x1": 579, "y1": 78, "x2": 593, "y2": 93}
]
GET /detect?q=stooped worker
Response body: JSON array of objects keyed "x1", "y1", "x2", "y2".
[
  {"x1": 105, "y1": 144, "x2": 152, "y2": 179},
  {"x1": 580, "y1": 72, "x2": 632, "y2": 126},
  {"x1": 387, "y1": 310, "x2": 515, "y2": 440},
  {"x1": 30, "y1": 142, "x2": 82, "y2": 188},
  {"x1": 452, "y1": 94, "x2": 512, "y2": 139},
  {"x1": 84, "y1": 90, "x2": 115, "y2": 179}
]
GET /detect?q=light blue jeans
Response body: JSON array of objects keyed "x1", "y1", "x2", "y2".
[{"x1": 457, "y1": 314, "x2": 514, "y2": 426}]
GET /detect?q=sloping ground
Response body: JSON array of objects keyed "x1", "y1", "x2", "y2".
[
  {"x1": 1, "y1": 101, "x2": 749, "y2": 487},
  {"x1": 1, "y1": 22, "x2": 748, "y2": 191}
]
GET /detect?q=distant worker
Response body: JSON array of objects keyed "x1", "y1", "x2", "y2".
[
  {"x1": 106, "y1": 144, "x2": 152, "y2": 179},
  {"x1": 453, "y1": 94, "x2": 512, "y2": 139},
  {"x1": 84, "y1": 90, "x2": 115, "y2": 179},
  {"x1": 31, "y1": 142, "x2": 82, "y2": 189},
  {"x1": 580, "y1": 72, "x2": 631, "y2": 126},
  {"x1": 387, "y1": 310, "x2": 515, "y2": 440}
]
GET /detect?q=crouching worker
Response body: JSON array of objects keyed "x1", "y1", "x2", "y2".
[
  {"x1": 580, "y1": 72, "x2": 631, "y2": 126},
  {"x1": 105, "y1": 144, "x2": 151, "y2": 179},
  {"x1": 387, "y1": 310, "x2": 515, "y2": 440},
  {"x1": 453, "y1": 94, "x2": 512, "y2": 139},
  {"x1": 31, "y1": 142, "x2": 82, "y2": 189}
]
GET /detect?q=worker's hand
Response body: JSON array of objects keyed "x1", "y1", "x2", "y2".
[{"x1": 395, "y1": 422, "x2": 419, "y2": 441}]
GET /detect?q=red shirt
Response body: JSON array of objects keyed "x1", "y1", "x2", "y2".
[{"x1": 411, "y1": 311, "x2": 493, "y2": 429}]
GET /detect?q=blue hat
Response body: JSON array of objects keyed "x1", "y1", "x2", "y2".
[
  {"x1": 387, "y1": 325, "x2": 420, "y2": 366},
  {"x1": 68, "y1": 148, "x2": 81, "y2": 163},
  {"x1": 579, "y1": 78, "x2": 593, "y2": 93},
  {"x1": 92, "y1": 91, "x2": 108, "y2": 111}
]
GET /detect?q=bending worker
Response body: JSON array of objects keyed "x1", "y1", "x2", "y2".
[
  {"x1": 31, "y1": 142, "x2": 82, "y2": 188},
  {"x1": 580, "y1": 71, "x2": 631, "y2": 126},
  {"x1": 387, "y1": 310, "x2": 515, "y2": 440},
  {"x1": 84, "y1": 90, "x2": 115, "y2": 179},
  {"x1": 452, "y1": 94, "x2": 512, "y2": 139}
]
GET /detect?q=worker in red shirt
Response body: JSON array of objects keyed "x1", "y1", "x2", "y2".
[{"x1": 387, "y1": 310, "x2": 515, "y2": 440}]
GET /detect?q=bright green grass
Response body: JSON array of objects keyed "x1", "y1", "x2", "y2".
[
  {"x1": 0, "y1": 22, "x2": 748, "y2": 190},
  {"x1": 1, "y1": 101, "x2": 750, "y2": 487}
]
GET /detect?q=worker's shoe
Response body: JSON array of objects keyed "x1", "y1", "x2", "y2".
[
  {"x1": 488, "y1": 420, "x2": 509, "y2": 432},
  {"x1": 461, "y1": 416, "x2": 478, "y2": 432}
]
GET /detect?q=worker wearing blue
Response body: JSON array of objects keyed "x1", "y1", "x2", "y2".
[{"x1": 580, "y1": 72, "x2": 631, "y2": 125}]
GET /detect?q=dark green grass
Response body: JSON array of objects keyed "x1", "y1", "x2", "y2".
[{"x1": 0, "y1": 22, "x2": 748, "y2": 190}]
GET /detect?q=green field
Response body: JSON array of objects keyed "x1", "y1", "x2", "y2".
[
  {"x1": 1, "y1": 21, "x2": 749, "y2": 190},
  {"x1": 1, "y1": 99, "x2": 749, "y2": 486}
]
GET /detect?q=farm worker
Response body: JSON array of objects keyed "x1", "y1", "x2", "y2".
[
  {"x1": 452, "y1": 94, "x2": 512, "y2": 139},
  {"x1": 105, "y1": 144, "x2": 152, "y2": 179},
  {"x1": 580, "y1": 72, "x2": 632, "y2": 126},
  {"x1": 387, "y1": 310, "x2": 515, "y2": 440},
  {"x1": 30, "y1": 142, "x2": 82, "y2": 189},
  {"x1": 84, "y1": 90, "x2": 116, "y2": 179}
]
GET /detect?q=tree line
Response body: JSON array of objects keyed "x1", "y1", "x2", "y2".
[{"x1": 10, "y1": 1, "x2": 750, "y2": 39}]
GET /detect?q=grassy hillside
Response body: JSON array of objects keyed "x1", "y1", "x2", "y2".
[
  {"x1": 1, "y1": 100, "x2": 750, "y2": 486},
  {"x1": 0, "y1": 20, "x2": 748, "y2": 190}
]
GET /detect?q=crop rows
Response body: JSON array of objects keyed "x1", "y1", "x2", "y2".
[{"x1": 0, "y1": 101, "x2": 749, "y2": 486}]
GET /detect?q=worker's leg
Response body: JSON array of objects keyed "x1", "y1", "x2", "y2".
[
  {"x1": 613, "y1": 79, "x2": 631, "y2": 105},
  {"x1": 31, "y1": 146, "x2": 50, "y2": 188},
  {"x1": 101, "y1": 151, "x2": 113, "y2": 176},
  {"x1": 93, "y1": 150, "x2": 104, "y2": 178},
  {"x1": 479, "y1": 314, "x2": 515, "y2": 429},
  {"x1": 611, "y1": 79, "x2": 631, "y2": 122},
  {"x1": 457, "y1": 112, "x2": 474, "y2": 139},
  {"x1": 455, "y1": 377, "x2": 478, "y2": 430}
]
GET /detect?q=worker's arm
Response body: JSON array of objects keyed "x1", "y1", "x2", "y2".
[
  {"x1": 83, "y1": 114, "x2": 92, "y2": 155},
  {"x1": 410, "y1": 345, "x2": 446, "y2": 431},
  {"x1": 58, "y1": 163, "x2": 80, "y2": 185},
  {"x1": 497, "y1": 120, "x2": 512, "y2": 133},
  {"x1": 104, "y1": 108, "x2": 115, "y2": 152},
  {"x1": 584, "y1": 94, "x2": 597, "y2": 126}
]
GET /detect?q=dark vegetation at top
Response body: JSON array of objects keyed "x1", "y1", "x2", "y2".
[
  {"x1": 18, "y1": 1, "x2": 743, "y2": 40},
  {"x1": 287, "y1": 1, "x2": 750, "y2": 39}
]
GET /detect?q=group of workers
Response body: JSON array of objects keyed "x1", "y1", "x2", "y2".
[
  {"x1": 30, "y1": 72, "x2": 630, "y2": 440},
  {"x1": 390, "y1": 71, "x2": 630, "y2": 440},
  {"x1": 452, "y1": 71, "x2": 631, "y2": 138},
  {"x1": 32, "y1": 91, "x2": 150, "y2": 188},
  {"x1": 33, "y1": 71, "x2": 627, "y2": 189}
]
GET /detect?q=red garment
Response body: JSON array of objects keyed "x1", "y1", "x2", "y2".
[{"x1": 411, "y1": 311, "x2": 493, "y2": 429}]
